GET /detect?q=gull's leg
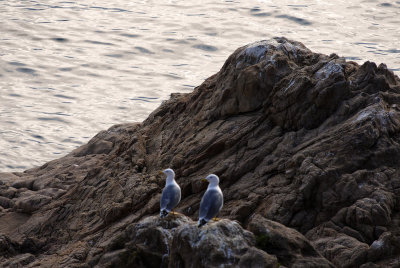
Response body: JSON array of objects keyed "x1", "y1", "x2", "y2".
[{"x1": 170, "y1": 210, "x2": 182, "y2": 216}]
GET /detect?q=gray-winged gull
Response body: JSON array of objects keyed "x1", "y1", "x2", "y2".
[
  {"x1": 160, "y1": 168, "x2": 181, "y2": 218},
  {"x1": 198, "y1": 174, "x2": 223, "y2": 227}
]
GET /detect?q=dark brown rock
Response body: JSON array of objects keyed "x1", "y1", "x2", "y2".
[
  {"x1": 2, "y1": 253, "x2": 35, "y2": 267},
  {"x1": 1, "y1": 37, "x2": 400, "y2": 267},
  {"x1": 169, "y1": 218, "x2": 272, "y2": 268},
  {"x1": 94, "y1": 214, "x2": 279, "y2": 268},
  {"x1": 307, "y1": 225, "x2": 369, "y2": 268},
  {"x1": 0, "y1": 235, "x2": 19, "y2": 257},
  {"x1": 238, "y1": 247, "x2": 278, "y2": 268},
  {"x1": 248, "y1": 214, "x2": 334, "y2": 267}
]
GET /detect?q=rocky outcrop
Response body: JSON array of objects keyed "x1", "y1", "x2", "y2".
[
  {"x1": 1, "y1": 37, "x2": 400, "y2": 267},
  {"x1": 248, "y1": 214, "x2": 333, "y2": 267},
  {"x1": 95, "y1": 214, "x2": 279, "y2": 268}
]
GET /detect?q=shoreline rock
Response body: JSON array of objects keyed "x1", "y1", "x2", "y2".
[
  {"x1": 1, "y1": 37, "x2": 400, "y2": 267},
  {"x1": 96, "y1": 214, "x2": 280, "y2": 268}
]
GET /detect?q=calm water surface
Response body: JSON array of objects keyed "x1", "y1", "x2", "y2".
[{"x1": 1, "y1": 0, "x2": 399, "y2": 171}]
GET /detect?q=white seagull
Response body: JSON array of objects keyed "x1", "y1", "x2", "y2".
[
  {"x1": 198, "y1": 174, "x2": 223, "y2": 227},
  {"x1": 160, "y1": 168, "x2": 181, "y2": 218}
]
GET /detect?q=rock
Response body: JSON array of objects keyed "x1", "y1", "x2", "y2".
[
  {"x1": 169, "y1": 218, "x2": 273, "y2": 267},
  {"x1": 248, "y1": 214, "x2": 334, "y2": 267},
  {"x1": 96, "y1": 214, "x2": 279, "y2": 268},
  {"x1": 0, "y1": 196, "x2": 14, "y2": 209},
  {"x1": 1, "y1": 37, "x2": 400, "y2": 266},
  {"x1": 238, "y1": 247, "x2": 278, "y2": 268},
  {"x1": 0, "y1": 235, "x2": 19, "y2": 257},
  {"x1": 96, "y1": 214, "x2": 191, "y2": 268},
  {"x1": 2, "y1": 253, "x2": 35, "y2": 267},
  {"x1": 307, "y1": 226, "x2": 369, "y2": 268},
  {"x1": 368, "y1": 231, "x2": 400, "y2": 262},
  {"x1": 14, "y1": 192, "x2": 52, "y2": 213}
]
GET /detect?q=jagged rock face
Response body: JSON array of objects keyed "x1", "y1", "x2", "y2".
[
  {"x1": 247, "y1": 214, "x2": 333, "y2": 267},
  {"x1": 0, "y1": 37, "x2": 400, "y2": 267},
  {"x1": 95, "y1": 214, "x2": 278, "y2": 268},
  {"x1": 169, "y1": 217, "x2": 276, "y2": 267}
]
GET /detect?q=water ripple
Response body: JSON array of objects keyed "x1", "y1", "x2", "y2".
[
  {"x1": 275, "y1": 14, "x2": 312, "y2": 25},
  {"x1": 120, "y1": 33, "x2": 140, "y2": 38},
  {"x1": 8, "y1": 61, "x2": 25, "y2": 66},
  {"x1": 16, "y1": 67, "x2": 37, "y2": 74},
  {"x1": 84, "y1": 40, "x2": 114, "y2": 46},
  {"x1": 51, "y1": 37, "x2": 69, "y2": 42},
  {"x1": 37, "y1": 117, "x2": 68, "y2": 123},
  {"x1": 135, "y1": 47, "x2": 153, "y2": 54},
  {"x1": 131, "y1": 96, "x2": 159, "y2": 103},
  {"x1": 192, "y1": 44, "x2": 218, "y2": 52}
]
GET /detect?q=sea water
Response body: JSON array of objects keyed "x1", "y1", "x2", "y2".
[{"x1": 0, "y1": 0, "x2": 399, "y2": 171}]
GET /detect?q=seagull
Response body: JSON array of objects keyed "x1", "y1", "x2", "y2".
[
  {"x1": 160, "y1": 168, "x2": 181, "y2": 218},
  {"x1": 198, "y1": 174, "x2": 223, "y2": 227}
]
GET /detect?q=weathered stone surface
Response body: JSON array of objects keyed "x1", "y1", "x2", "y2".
[
  {"x1": 95, "y1": 214, "x2": 279, "y2": 268},
  {"x1": 0, "y1": 37, "x2": 400, "y2": 266},
  {"x1": 169, "y1": 217, "x2": 273, "y2": 267},
  {"x1": 307, "y1": 225, "x2": 369, "y2": 268},
  {"x1": 0, "y1": 234, "x2": 19, "y2": 257},
  {"x1": 248, "y1": 214, "x2": 334, "y2": 267},
  {"x1": 238, "y1": 247, "x2": 278, "y2": 268},
  {"x1": 2, "y1": 253, "x2": 35, "y2": 268},
  {"x1": 96, "y1": 215, "x2": 192, "y2": 268}
]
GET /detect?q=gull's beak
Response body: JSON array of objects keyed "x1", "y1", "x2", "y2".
[
  {"x1": 159, "y1": 170, "x2": 164, "y2": 176},
  {"x1": 201, "y1": 178, "x2": 208, "y2": 182}
]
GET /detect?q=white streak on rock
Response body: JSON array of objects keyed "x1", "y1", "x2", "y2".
[
  {"x1": 238, "y1": 40, "x2": 278, "y2": 61},
  {"x1": 356, "y1": 110, "x2": 373, "y2": 122},
  {"x1": 371, "y1": 239, "x2": 384, "y2": 249},
  {"x1": 283, "y1": 78, "x2": 296, "y2": 93},
  {"x1": 315, "y1": 61, "x2": 343, "y2": 81}
]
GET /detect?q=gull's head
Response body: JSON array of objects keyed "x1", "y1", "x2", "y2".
[
  {"x1": 205, "y1": 174, "x2": 219, "y2": 186},
  {"x1": 161, "y1": 168, "x2": 175, "y2": 178}
]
